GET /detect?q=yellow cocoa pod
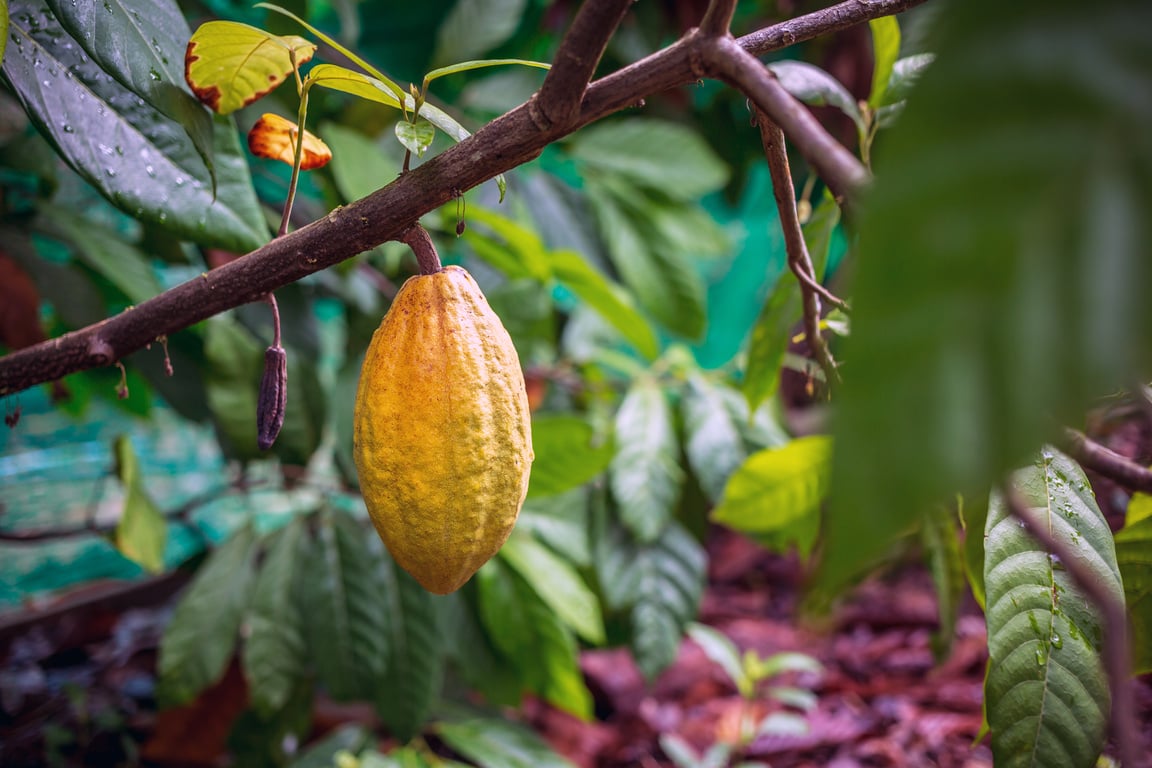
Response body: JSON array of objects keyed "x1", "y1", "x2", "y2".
[{"x1": 352, "y1": 265, "x2": 534, "y2": 594}]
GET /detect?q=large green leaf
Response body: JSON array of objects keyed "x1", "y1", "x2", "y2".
[
  {"x1": 34, "y1": 205, "x2": 162, "y2": 305},
  {"x1": 712, "y1": 436, "x2": 831, "y2": 540},
  {"x1": 242, "y1": 518, "x2": 308, "y2": 716},
  {"x1": 435, "y1": 591, "x2": 521, "y2": 708},
  {"x1": 431, "y1": 0, "x2": 529, "y2": 68},
  {"x1": 569, "y1": 119, "x2": 729, "y2": 201},
  {"x1": 682, "y1": 375, "x2": 747, "y2": 503},
  {"x1": 1114, "y1": 515, "x2": 1152, "y2": 675},
  {"x1": 610, "y1": 379, "x2": 683, "y2": 542},
  {"x1": 516, "y1": 489, "x2": 591, "y2": 567},
  {"x1": 371, "y1": 533, "x2": 444, "y2": 742},
  {"x1": 476, "y1": 558, "x2": 592, "y2": 719},
  {"x1": 597, "y1": 522, "x2": 705, "y2": 680},
  {"x1": 324, "y1": 123, "x2": 400, "y2": 202},
  {"x1": 299, "y1": 509, "x2": 389, "y2": 702},
  {"x1": 45, "y1": 0, "x2": 215, "y2": 178},
  {"x1": 500, "y1": 530, "x2": 604, "y2": 644},
  {"x1": 825, "y1": 0, "x2": 1152, "y2": 596},
  {"x1": 436, "y1": 706, "x2": 578, "y2": 768},
  {"x1": 527, "y1": 414, "x2": 614, "y2": 499},
  {"x1": 2, "y1": 1, "x2": 267, "y2": 251},
  {"x1": 550, "y1": 249, "x2": 659, "y2": 360},
  {"x1": 158, "y1": 524, "x2": 259, "y2": 707},
  {"x1": 112, "y1": 435, "x2": 167, "y2": 574},
  {"x1": 984, "y1": 449, "x2": 1121, "y2": 768}
]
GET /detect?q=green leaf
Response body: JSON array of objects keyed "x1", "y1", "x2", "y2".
[
  {"x1": 112, "y1": 435, "x2": 167, "y2": 574},
  {"x1": 824, "y1": 0, "x2": 1152, "y2": 598},
  {"x1": 477, "y1": 559, "x2": 592, "y2": 719},
  {"x1": 527, "y1": 414, "x2": 614, "y2": 499},
  {"x1": 682, "y1": 375, "x2": 748, "y2": 503},
  {"x1": 570, "y1": 119, "x2": 729, "y2": 200},
  {"x1": 227, "y1": 677, "x2": 313, "y2": 768},
  {"x1": 324, "y1": 123, "x2": 400, "y2": 202},
  {"x1": 687, "y1": 623, "x2": 748, "y2": 696},
  {"x1": 465, "y1": 206, "x2": 551, "y2": 282},
  {"x1": 500, "y1": 530, "x2": 604, "y2": 644},
  {"x1": 610, "y1": 379, "x2": 683, "y2": 542},
  {"x1": 961, "y1": 494, "x2": 989, "y2": 611},
  {"x1": 1114, "y1": 516, "x2": 1152, "y2": 674},
  {"x1": 34, "y1": 205, "x2": 162, "y2": 305},
  {"x1": 767, "y1": 61, "x2": 863, "y2": 132},
  {"x1": 880, "y1": 54, "x2": 934, "y2": 107},
  {"x1": 517, "y1": 489, "x2": 591, "y2": 567},
  {"x1": 550, "y1": 249, "x2": 659, "y2": 359},
  {"x1": 185, "y1": 20, "x2": 315, "y2": 114},
  {"x1": 158, "y1": 524, "x2": 258, "y2": 707},
  {"x1": 3, "y1": 3, "x2": 268, "y2": 251},
  {"x1": 299, "y1": 509, "x2": 389, "y2": 702},
  {"x1": 436, "y1": 706, "x2": 578, "y2": 768},
  {"x1": 424, "y1": 58, "x2": 550, "y2": 85},
  {"x1": 921, "y1": 508, "x2": 965, "y2": 660},
  {"x1": 243, "y1": 518, "x2": 308, "y2": 716},
  {"x1": 372, "y1": 538, "x2": 444, "y2": 742},
  {"x1": 432, "y1": 0, "x2": 529, "y2": 68},
  {"x1": 984, "y1": 449, "x2": 1121, "y2": 768},
  {"x1": 288, "y1": 725, "x2": 369, "y2": 768},
  {"x1": 712, "y1": 436, "x2": 831, "y2": 537},
  {"x1": 0, "y1": 3, "x2": 8, "y2": 68},
  {"x1": 306, "y1": 64, "x2": 403, "y2": 109},
  {"x1": 866, "y1": 16, "x2": 901, "y2": 109},
  {"x1": 46, "y1": 0, "x2": 216, "y2": 182},
  {"x1": 435, "y1": 591, "x2": 522, "y2": 708},
  {"x1": 598, "y1": 523, "x2": 705, "y2": 680},
  {"x1": 589, "y1": 188, "x2": 706, "y2": 339},
  {"x1": 395, "y1": 118, "x2": 436, "y2": 157}
]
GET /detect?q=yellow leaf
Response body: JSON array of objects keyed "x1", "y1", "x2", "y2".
[
  {"x1": 247, "y1": 114, "x2": 331, "y2": 169},
  {"x1": 185, "y1": 21, "x2": 315, "y2": 114}
]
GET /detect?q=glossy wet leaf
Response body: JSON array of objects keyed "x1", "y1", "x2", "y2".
[
  {"x1": 184, "y1": 21, "x2": 314, "y2": 114},
  {"x1": 112, "y1": 435, "x2": 167, "y2": 574},
  {"x1": 46, "y1": 0, "x2": 216, "y2": 182},
  {"x1": 984, "y1": 449, "x2": 1120, "y2": 768},
  {"x1": 824, "y1": 0, "x2": 1152, "y2": 598},
  {"x1": 394, "y1": 118, "x2": 435, "y2": 157},
  {"x1": 767, "y1": 61, "x2": 863, "y2": 131},
  {"x1": 3, "y1": 2, "x2": 267, "y2": 251}
]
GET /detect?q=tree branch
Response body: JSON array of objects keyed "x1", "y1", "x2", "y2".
[
  {"x1": 1063, "y1": 428, "x2": 1152, "y2": 494},
  {"x1": 700, "y1": 0, "x2": 739, "y2": 37},
  {"x1": 757, "y1": 112, "x2": 840, "y2": 388},
  {"x1": 1001, "y1": 487, "x2": 1142, "y2": 768},
  {"x1": 702, "y1": 35, "x2": 869, "y2": 200},
  {"x1": 532, "y1": 0, "x2": 634, "y2": 131},
  {"x1": 738, "y1": 0, "x2": 929, "y2": 55},
  {"x1": 0, "y1": 0, "x2": 928, "y2": 396}
]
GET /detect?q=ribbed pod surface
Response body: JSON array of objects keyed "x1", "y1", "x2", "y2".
[{"x1": 352, "y1": 266, "x2": 534, "y2": 594}]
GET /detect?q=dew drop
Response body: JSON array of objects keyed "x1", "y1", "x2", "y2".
[
  {"x1": 1050, "y1": 634, "x2": 1063, "y2": 650},
  {"x1": 61, "y1": 123, "x2": 75, "y2": 133},
  {"x1": 1035, "y1": 648, "x2": 1047, "y2": 666},
  {"x1": 149, "y1": 68, "x2": 162, "y2": 82}
]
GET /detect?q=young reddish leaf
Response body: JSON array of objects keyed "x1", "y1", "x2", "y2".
[
  {"x1": 184, "y1": 21, "x2": 315, "y2": 114},
  {"x1": 247, "y1": 114, "x2": 331, "y2": 169}
]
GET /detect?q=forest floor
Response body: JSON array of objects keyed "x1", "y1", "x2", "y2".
[{"x1": 1, "y1": 527, "x2": 1149, "y2": 767}]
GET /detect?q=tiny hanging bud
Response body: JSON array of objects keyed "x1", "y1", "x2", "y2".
[
  {"x1": 5, "y1": 404, "x2": 20, "y2": 428},
  {"x1": 257, "y1": 345, "x2": 288, "y2": 450}
]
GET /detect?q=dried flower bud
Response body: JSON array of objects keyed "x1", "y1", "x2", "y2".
[
  {"x1": 257, "y1": 345, "x2": 288, "y2": 450},
  {"x1": 5, "y1": 405, "x2": 20, "y2": 428},
  {"x1": 455, "y1": 220, "x2": 466, "y2": 236}
]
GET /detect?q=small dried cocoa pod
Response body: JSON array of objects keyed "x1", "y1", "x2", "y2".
[{"x1": 257, "y1": 345, "x2": 288, "y2": 450}]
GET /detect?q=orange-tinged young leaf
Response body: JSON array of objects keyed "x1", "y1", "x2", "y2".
[
  {"x1": 248, "y1": 114, "x2": 331, "y2": 169},
  {"x1": 185, "y1": 21, "x2": 316, "y2": 114}
]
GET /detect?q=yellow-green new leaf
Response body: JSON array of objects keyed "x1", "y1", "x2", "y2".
[
  {"x1": 185, "y1": 21, "x2": 315, "y2": 114},
  {"x1": 113, "y1": 435, "x2": 167, "y2": 573}
]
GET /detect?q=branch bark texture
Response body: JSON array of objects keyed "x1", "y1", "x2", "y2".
[{"x1": 0, "y1": 0, "x2": 928, "y2": 395}]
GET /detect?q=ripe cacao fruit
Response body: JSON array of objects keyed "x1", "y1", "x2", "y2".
[{"x1": 352, "y1": 266, "x2": 534, "y2": 594}]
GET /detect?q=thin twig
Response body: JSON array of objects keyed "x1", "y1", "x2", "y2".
[
  {"x1": 1062, "y1": 428, "x2": 1152, "y2": 494},
  {"x1": 1001, "y1": 486, "x2": 1142, "y2": 768},
  {"x1": 532, "y1": 0, "x2": 634, "y2": 131},
  {"x1": 701, "y1": 35, "x2": 869, "y2": 201},
  {"x1": 789, "y1": 261, "x2": 850, "y2": 312},
  {"x1": 0, "y1": 0, "x2": 926, "y2": 397},
  {"x1": 700, "y1": 0, "x2": 738, "y2": 37},
  {"x1": 757, "y1": 111, "x2": 840, "y2": 388}
]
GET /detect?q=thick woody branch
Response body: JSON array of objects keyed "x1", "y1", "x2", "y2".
[
  {"x1": 700, "y1": 0, "x2": 738, "y2": 37},
  {"x1": 1062, "y1": 428, "x2": 1152, "y2": 494},
  {"x1": 703, "y1": 35, "x2": 869, "y2": 200},
  {"x1": 533, "y1": 0, "x2": 634, "y2": 130},
  {"x1": 1001, "y1": 487, "x2": 1142, "y2": 768},
  {"x1": 757, "y1": 113, "x2": 840, "y2": 387},
  {"x1": 0, "y1": 0, "x2": 926, "y2": 396},
  {"x1": 738, "y1": 0, "x2": 928, "y2": 55}
]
